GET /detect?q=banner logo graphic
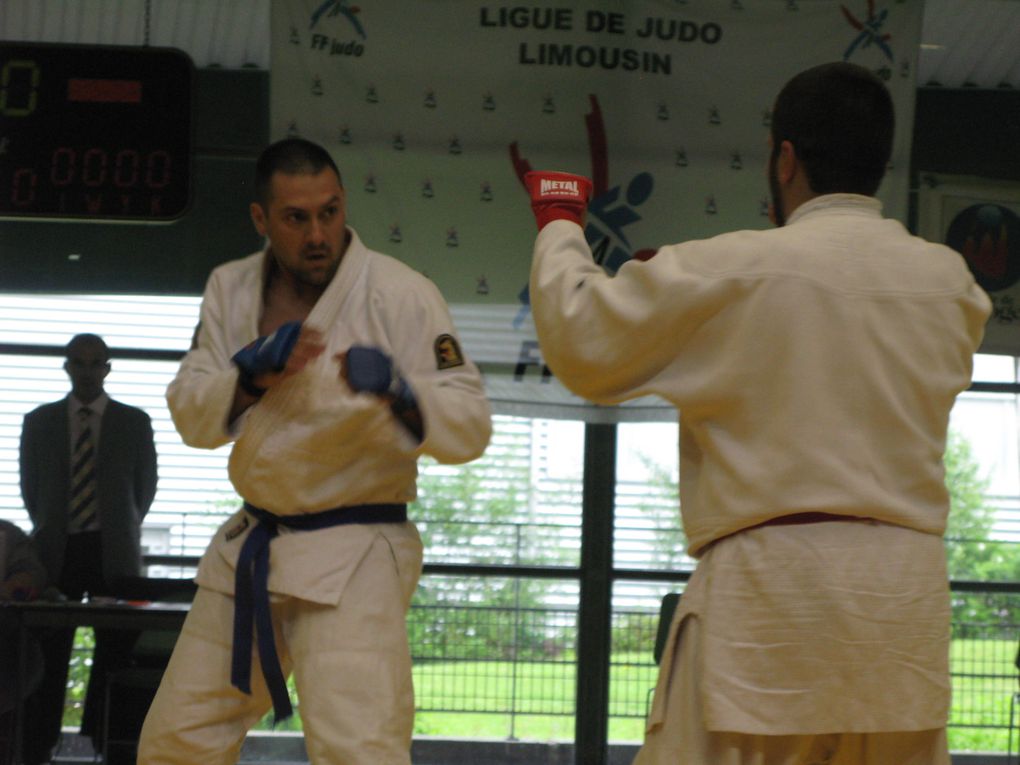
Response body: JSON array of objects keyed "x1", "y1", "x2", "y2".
[
  {"x1": 311, "y1": 0, "x2": 367, "y2": 38},
  {"x1": 841, "y1": 1, "x2": 892, "y2": 61},
  {"x1": 947, "y1": 204, "x2": 1020, "y2": 295}
]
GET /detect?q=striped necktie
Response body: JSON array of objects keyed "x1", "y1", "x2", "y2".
[{"x1": 69, "y1": 406, "x2": 99, "y2": 532}]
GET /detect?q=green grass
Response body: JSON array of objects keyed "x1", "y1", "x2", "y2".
[
  {"x1": 948, "y1": 726, "x2": 1015, "y2": 754},
  {"x1": 412, "y1": 711, "x2": 647, "y2": 742},
  {"x1": 413, "y1": 711, "x2": 575, "y2": 740},
  {"x1": 413, "y1": 658, "x2": 577, "y2": 715}
]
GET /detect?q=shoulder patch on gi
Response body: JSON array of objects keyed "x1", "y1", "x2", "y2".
[
  {"x1": 224, "y1": 514, "x2": 250, "y2": 541},
  {"x1": 434, "y1": 334, "x2": 465, "y2": 370}
]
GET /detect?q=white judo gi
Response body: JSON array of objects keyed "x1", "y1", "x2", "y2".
[
  {"x1": 139, "y1": 227, "x2": 492, "y2": 765},
  {"x1": 530, "y1": 195, "x2": 991, "y2": 763}
]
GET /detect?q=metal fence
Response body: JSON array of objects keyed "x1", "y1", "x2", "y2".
[
  {"x1": 63, "y1": 586, "x2": 1020, "y2": 747},
  {"x1": 408, "y1": 593, "x2": 1020, "y2": 741},
  {"x1": 948, "y1": 590, "x2": 1019, "y2": 746},
  {"x1": 411, "y1": 605, "x2": 578, "y2": 717}
]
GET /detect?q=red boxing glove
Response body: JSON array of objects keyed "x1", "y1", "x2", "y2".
[{"x1": 525, "y1": 171, "x2": 593, "y2": 230}]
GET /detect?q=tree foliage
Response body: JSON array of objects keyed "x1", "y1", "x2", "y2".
[
  {"x1": 409, "y1": 463, "x2": 574, "y2": 660},
  {"x1": 943, "y1": 430, "x2": 1020, "y2": 632}
]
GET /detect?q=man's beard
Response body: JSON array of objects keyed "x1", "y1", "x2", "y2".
[{"x1": 768, "y1": 150, "x2": 785, "y2": 227}]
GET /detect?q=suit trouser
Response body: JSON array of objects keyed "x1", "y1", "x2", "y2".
[
  {"x1": 632, "y1": 615, "x2": 950, "y2": 765},
  {"x1": 138, "y1": 527, "x2": 421, "y2": 765}
]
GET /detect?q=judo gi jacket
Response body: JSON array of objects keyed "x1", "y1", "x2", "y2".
[
  {"x1": 168, "y1": 227, "x2": 492, "y2": 604},
  {"x1": 530, "y1": 194, "x2": 990, "y2": 734}
]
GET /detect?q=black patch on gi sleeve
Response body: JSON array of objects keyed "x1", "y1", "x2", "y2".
[
  {"x1": 224, "y1": 515, "x2": 250, "y2": 541},
  {"x1": 434, "y1": 334, "x2": 466, "y2": 370}
]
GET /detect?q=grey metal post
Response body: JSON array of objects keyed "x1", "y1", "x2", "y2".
[{"x1": 575, "y1": 422, "x2": 616, "y2": 765}]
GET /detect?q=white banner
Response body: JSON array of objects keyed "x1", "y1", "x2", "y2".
[{"x1": 271, "y1": 0, "x2": 924, "y2": 419}]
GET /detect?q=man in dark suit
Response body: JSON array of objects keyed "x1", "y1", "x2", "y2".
[{"x1": 19, "y1": 333, "x2": 158, "y2": 765}]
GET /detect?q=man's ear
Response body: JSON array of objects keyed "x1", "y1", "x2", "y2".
[
  {"x1": 250, "y1": 202, "x2": 267, "y2": 237},
  {"x1": 777, "y1": 140, "x2": 798, "y2": 184}
]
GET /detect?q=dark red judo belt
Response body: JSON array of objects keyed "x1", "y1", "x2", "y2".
[{"x1": 231, "y1": 501, "x2": 408, "y2": 721}]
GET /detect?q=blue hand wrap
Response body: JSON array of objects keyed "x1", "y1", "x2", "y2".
[
  {"x1": 346, "y1": 346, "x2": 417, "y2": 411},
  {"x1": 232, "y1": 321, "x2": 303, "y2": 395}
]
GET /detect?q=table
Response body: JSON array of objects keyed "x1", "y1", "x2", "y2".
[{"x1": 3, "y1": 599, "x2": 190, "y2": 764}]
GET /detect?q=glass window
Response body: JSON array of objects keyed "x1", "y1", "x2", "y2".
[
  {"x1": 418, "y1": 417, "x2": 582, "y2": 568},
  {"x1": 946, "y1": 355, "x2": 1020, "y2": 578},
  {"x1": 609, "y1": 579, "x2": 682, "y2": 743},
  {"x1": 0, "y1": 294, "x2": 587, "y2": 571},
  {"x1": 0, "y1": 350, "x2": 235, "y2": 574},
  {"x1": 613, "y1": 421, "x2": 687, "y2": 572},
  {"x1": 1, "y1": 293, "x2": 592, "y2": 747}
]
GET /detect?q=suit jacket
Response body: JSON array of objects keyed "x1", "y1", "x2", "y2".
[{"x1": 20, "y1": 397, "x2": 158, "y2": 587}]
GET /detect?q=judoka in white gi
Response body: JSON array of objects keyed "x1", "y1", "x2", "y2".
[
  {"x1": 138, "y1": 138, "x2": 492, "y2": 765},
  {"x1": 523, "y1": 63, "x2": 991, "y2": 765}
]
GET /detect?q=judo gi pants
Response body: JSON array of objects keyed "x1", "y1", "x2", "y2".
[
  {"x1": 632, "y1": 615, "x2": 950, "y2": 765},
  {"x1": 137, "y1": 530, "x2": 420, "y2": 765}
]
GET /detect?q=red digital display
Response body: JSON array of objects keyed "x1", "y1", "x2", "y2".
[
  {"x1": 0, "y1": 42, "x2": 192, "y2": 221},
  {"x1": 68, "y1": 78, "x2": 143, "y2": 104}
]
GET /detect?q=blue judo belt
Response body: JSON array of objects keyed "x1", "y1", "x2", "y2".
[{"x1": 231, "y1": 501, "x2": 408, "y2": 721}]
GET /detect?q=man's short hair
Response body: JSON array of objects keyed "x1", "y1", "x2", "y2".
[
  {"x1": 771, "y1": 62, "x2": 894, "y2": 197},
  {"x1": 65, "y1": 333, "x2": 109, "y2": 361},
  {"x1": 254, "y1": 138, "x2": 343, "y2": 208}
]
